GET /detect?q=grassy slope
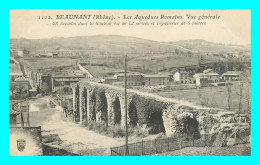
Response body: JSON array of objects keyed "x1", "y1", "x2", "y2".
[{"x1": 155, "y1": 82, "x2": 250, "y2": 112}]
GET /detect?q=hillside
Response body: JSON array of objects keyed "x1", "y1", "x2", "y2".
[{"x1": 10, "y1": 35, "x2": 251, "y2": 55}]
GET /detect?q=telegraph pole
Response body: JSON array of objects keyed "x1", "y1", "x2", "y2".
[{"x1": 124, "y1": 55, "x2": 129, "y2": 155}]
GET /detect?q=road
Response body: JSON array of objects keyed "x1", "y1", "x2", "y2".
[{"x1": 29, "y1": 97, "x2": 124, "y2": 155}]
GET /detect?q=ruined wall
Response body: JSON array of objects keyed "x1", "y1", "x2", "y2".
[
  {"x1": 72, "y1": 81, "x2": 250, "y2": 138},
  {"x1": 162, "y1": 104, "x2": 250, "y2": 140}
]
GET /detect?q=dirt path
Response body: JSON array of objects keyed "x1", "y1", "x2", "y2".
[{"x1": 30, "y1": 97, "x2": 123, "y2": 155}]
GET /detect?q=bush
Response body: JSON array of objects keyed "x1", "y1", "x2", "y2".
[
  {"x1": 108, "y1": 124, "x2": 125, "y2": 137},
  {"x1": 87, "y1": 121, "x2": 108, "y2": 133},
  {"x1": 134, "y1": 125, "x2": 150, "y2": 138},
  {"x1": 85, "y1": 121, "x2": 148, "y2": 138}
]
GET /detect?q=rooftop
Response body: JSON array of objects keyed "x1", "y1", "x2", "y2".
[
  {"x1": 203, "y1": 69, "x2": 213, "y2": 74},
  {"x1": 194, "y1": 73, "x2": 207, "y2": 76},
  {"x1": 176, "y1": 71, "x2": 189, "y2": 74},
  {"x1": 143, "y1": 74, "x2": 169, "y2": 78},
  {"x1": 222, "y1": 71, "x2": 243, "y2": 76},
  {"x1": 52, "y1": 75, "x2": 85, "y2": 78},
  {"x1": 105, "y1": 77, "x2": 118, "y2": 80},
  {"x1": 116, "y1": 72, "x2": 143, "y2": 77},
  {"x1": 158, "y1": 72, "x2": 173, "y2": 75},
  {"x1": 206, "y1": 72, "x2": 219, "y2": 76}
]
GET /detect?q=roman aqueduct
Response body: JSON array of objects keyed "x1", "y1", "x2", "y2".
[{"x1": 70, "y1": 81, "x2": 249, "y2": 137}]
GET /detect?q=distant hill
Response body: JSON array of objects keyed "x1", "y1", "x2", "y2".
[
  {"x1": 174, "y1": 39, "x2": 251, "y2": 54},
  {"x1": 10, "y1": 35, "x2": 250, "y2": 55}
]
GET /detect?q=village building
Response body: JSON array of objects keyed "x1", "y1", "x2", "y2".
[
  {"x1": 100, "y1": 76, "x2": 118, "y2": 85},
  {"x1": 221, "y1": 71, "x2": 243, "y2": 81},
  {"x1": 142, "y1": 74, "x2": 170, "y2": 86},
  {"x1": 207, "y1": 72, "x2": 220, "y2": 82},
  {"x1": 193, "y1": 69, "x2": 220, "y2": 86},
  {"x1": 115, "y1": 72, "x2": 143, "y2": 86},
  {"x1": 227, "y1": 52, "x2": 241, "y2": 58},
  {"x1": 10, "y1": 48, "x2": 30, "y2": 58},
  {"x1": 52, "y1": 75, "x2": 85, "y2": 93},
  {"x1": 73, "y1": 70, "x2": 87, "y2": 77},
  {"x1": 173, "y1": 71, "x2": 190, "y2": 84},
  {"x1": 193, "y1": 73, "x2": 209, "y2": 87},
  {"x1": 203, "y1": 69, "x2": 213, "y2": 74},
  {"x1": 35, "y1": 51, "x2": 59, "y2": 58},
  {"x1": 41, "y1": 74, "x2": 52, "y2": 95}
]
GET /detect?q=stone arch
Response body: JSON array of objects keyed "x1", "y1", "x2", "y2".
[
  {"x1": 134, "y1": 96, "x2": 167, "y2": 134},
  {"x1": 113, "y1": 97, "x2": 121, "y2": 125},
  {"x1": 95, "y1": 88, "x2": 108, "y2": 123},
  {"x1": 149, "y1": 111, "x2": 165, "y2": 134},
  {"x1": 128, "y1": 99, "x2": 138, "y2": 127}
]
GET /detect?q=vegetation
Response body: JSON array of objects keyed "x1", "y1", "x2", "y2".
[
  {"x1": 134, "y1": 96, "x2": 167, "y2": 134},
  {"x1": 85, "y1": 121, "x2": 147, "y2": 138},
  {"x1": 9, "y1": 83, "x2": 29, "y2": 100}
]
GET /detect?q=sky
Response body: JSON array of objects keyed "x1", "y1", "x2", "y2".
[{"x1": 10, "y1": 10, "x2": 251, "y2": 45}]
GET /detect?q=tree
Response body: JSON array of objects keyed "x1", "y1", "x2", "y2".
[{"x1": 16, "y1": 85, "x2": 26, "y2": 96}]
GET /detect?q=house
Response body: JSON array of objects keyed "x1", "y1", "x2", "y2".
[
  {"x1": 193, "y1": 69, "x2": 220, "y2": 86},
  {"x1": 10, "y1": 48, "x2": 30, "y2": 58},
  {"x1": 41, "y1": 74, "x2": 52, "y2": 95},
  {"x1": 193, "y1": 73, "x2": 209, "y2": 87},
  {"x1": 51, "y1": 75, "x2": 85, "y2": 93},
  {"x1": 36, "y1": 52, "x2": 58, "y2": 58},
  {"x1": 101, "y1": 76, "x2": 118, "y2": 85},
  {"x1": 222, "y1": 71, "x2": 243, "y2": 81},
  {"x1": 115, "y1": 72, "x2": 143, "y2": 86},
  {"x1": 206, "y1": 72, "x2": 220, "y2": 82},
  {"x1": 203, "y1": 69, "x2": 213, "y2": 74},
  {"x1": 142, "y1": 74, "x2": 170, "y2": 86},
  {"x1": 227, "y1": 52, "x2": 241, "y2": 58},
  {"x1": 73, "y1": 70, "x2": 87, "y2": 77},
  {"x1": 173, "y1": 71, "x2": 190, "y2": 84}
]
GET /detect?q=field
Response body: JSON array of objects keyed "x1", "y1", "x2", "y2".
[
  {"x1": 155, "y1": 82, "x2": 250, "y2": 112},
  {"x1": 18, "y1": 57, "x2": 79, "y2": 74}
]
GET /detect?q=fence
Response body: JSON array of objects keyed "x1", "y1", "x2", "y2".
[{"x1": 110, "y1": 132, "x2": 250, "y2": 156}]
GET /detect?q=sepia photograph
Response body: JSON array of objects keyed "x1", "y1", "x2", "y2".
[{"x1": 9, "y1": 10, "x2": 251, "y2": 156}]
